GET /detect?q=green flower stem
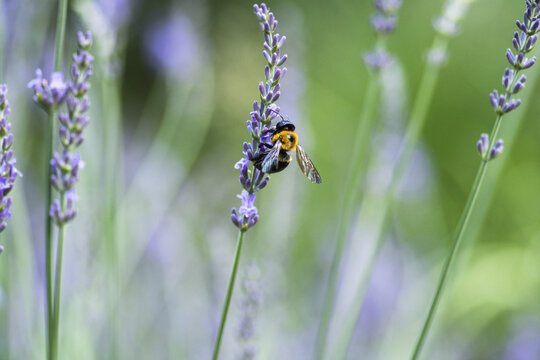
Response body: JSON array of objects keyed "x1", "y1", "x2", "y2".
[
  {"x1": 411, "y1": 52, "x2": 524, "y2": 357},
  {"x1": 50, "y1": 194, "x2": 66, "y2": 360},
  {"x1": 212, "y1": 229, "x2": 247, "y2": 360},
  {"x1": 315, "y1": 72, "x2": 380, "y2": 360},
  {"x1": 328, "y1": 35, "x2": 448, "y2": 360},
  {"x1": 46, "y1": 1, "x2": 68, "y2": 359},
  {"x1": 410, "y1": 158, "x2": 489, "y2": 360}
]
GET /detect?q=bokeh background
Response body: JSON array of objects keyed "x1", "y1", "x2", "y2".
[{"x1": 1, "y1": 0, "x2": 540, "y2": 359}]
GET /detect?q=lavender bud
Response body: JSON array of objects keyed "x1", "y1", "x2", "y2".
[
  {"x1": 526, "y1": 34, "x2": 538, "y2": 50},
  {"x1": 258, "y1": 82, "x2": 266, "y2": 97},
  {"x1": 502, "y1": 99, "x2": 522, "y2": 113},
  {"x1": 477, "y1": 133, "x2": 489, "y2": 158},
  {"x1": 502, "y1": 68, "x2": 514, "y2": 89},
  {"x1": 277, "y1": 35, "x2": 286, "y2": 48},
  {"x1": 506, "y1": 49, "x2": 516, "y2": 66},
  {"x1": 522, "y1": 56, "x2": 536, "y2": 69},
  {"x1": 512, "y1": 74, "x2": 527, "y2": 93},
  {"x1": 488, "y1": 139, "x2": 504, "y2": 160}
]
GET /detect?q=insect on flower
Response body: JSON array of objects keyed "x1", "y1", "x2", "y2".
[{"x1": 253, "y1": 114, "x2": 322, "y2": 184}]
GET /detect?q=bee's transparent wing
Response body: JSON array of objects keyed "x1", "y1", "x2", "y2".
[
  {"x1": 296, "y1": 144, "x2": 322, "y2": 184},
  {"x1": 261, "y1": 140, "x2": 282, "y2": 174}
]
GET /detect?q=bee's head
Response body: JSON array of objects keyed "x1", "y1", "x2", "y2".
[{"x1": 275, "y1": 120, "x2": 295, "y2": 132}]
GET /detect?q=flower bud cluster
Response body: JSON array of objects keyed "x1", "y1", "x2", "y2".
[
  {"x1": 476, "y1": 133, "x2": 504, "y2": 160},
  {"x1": 232, "y1": 4, "x2": 287, "y2": 230},
  {"x1": 364, "y1": 0, "x2": 403, "y2": 70},
  {"x1": 479, "y1": 1, "x2": 540, "y2": 160},
  {"x1": 371, "y1": 0, "x2": 402, "y2": 33},
  {"x1": 49, "y1": 31, "x2": 93, "y2": 226},
  {"x1": 0, "y1": 85, "x2": 21, "y2": 236},
  {"x1": 489, "y1": 1, "x2": 540, "y2": 116}
]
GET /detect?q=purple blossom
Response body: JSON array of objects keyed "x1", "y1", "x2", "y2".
[
  {"x1": 28, "y1": 70, "x2": 68, "y2": 112},
  {"x1": 479, "y1": 1, "x2": 540, "y2": 160},
  {"x1": 46, "y1": 32, "x2": 93, "y2": 226},
  {"x1": 371, "y1": 0, "x2": 402, "y2": 33},
  {"x1": 363, "y1": 49, "x2": 394, "y2": 70},
  {"x1": 363, "y1": 0, "x2": 402, "y2": 70},
  {"x1": 476, "y1": 133, "x2": 489, "y2": 158},
  {"x1": 0, "y1": 85, "x2": 21, "y2": 240},
  {"x1": 232, "y1": 4, "x2": 287, "y2": 230},
  {"x1": 144, "y1": 11, "x2": 203, "y2": 79}
]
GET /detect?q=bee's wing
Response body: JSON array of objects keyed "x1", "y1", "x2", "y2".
[
  {"x1": 261, "y1": 139, "x2": 282, "y2": 173},
  {"x1": 296, "y1": 144, "x2": 322, "y2": 184}
]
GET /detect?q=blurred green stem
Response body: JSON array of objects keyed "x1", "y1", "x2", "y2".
[
  {"x1": 50, "y1": 194, "x2": 66, "y2": 360},
  {"x1": 46, "y1": 1, "x2": 68, "y2": 359},
  {"x1": 212, "y1": 229, "x2": 246, "y2": 360},
  {"x1": 315, "y1": 70, "x2": 380, "y2": 360},
  {"x1": 411, "y1": 58, "x2": 522, "y2": 357},
  {"x1": 330, "y1": 37, "x2": 446, "y2": 359}
]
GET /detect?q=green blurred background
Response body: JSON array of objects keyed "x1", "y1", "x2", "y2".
[{"x1": 0, "y1": 0, "x2": 539, "y2": 359}]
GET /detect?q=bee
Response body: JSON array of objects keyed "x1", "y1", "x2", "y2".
[{"x1": 253, "y1": 119, "x2": 322, "y2": 184}]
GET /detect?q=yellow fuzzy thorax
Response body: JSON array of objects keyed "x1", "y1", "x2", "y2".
[{"x1": 272, "y1": 130, "x2": 298, "y2": 151}]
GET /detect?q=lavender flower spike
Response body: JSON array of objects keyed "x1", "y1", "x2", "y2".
[
  {"x1": 231, "y1": 3, "x2": 286, "y2": 230},
  {"x1": 0, "y1": 85, "x2": 22, "y2": 245},
  {"x1": 479, "y1": 0, "x2": 540, "y2": 161},
  {"x1": 364, "y1": 0, "x2": 403, "y2": 70},
  {"x1": 50, "y1": 31, "x2": 93, "y2": 226}
]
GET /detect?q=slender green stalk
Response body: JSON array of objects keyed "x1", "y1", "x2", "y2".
[
  {"x1": 315, "y1": 72, "x2": 380, "y2": 360},
  {"x1": 50, "y1": 195, "x2": 66, "y2": 360},
  {"x1": 46, "y1": 1, "x2": 69, "y2": 359},
  {"x1": 329, "y1": 37, "x2": 446, "y2": 360},
  {"x1": 212, "y1": 229, "x2": 247, "y2": 360},
  {"x1": 410, "y1": 158, "x2": 489, "y2": 359}
]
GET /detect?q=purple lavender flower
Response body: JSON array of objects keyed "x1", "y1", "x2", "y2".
[
  {"x1": 364, "y1": 0, "x2": 403, "y2": 70},
  {"x1": 28, "y1": 70, "x2": 68, "y2": 112},
  {"x1": 143, "y1": 11, "x2": 203, "y2": 79},
  {"x1": 479, "y1": 0, "x2": 540, "y2": 160},
  {"x1": 0, "y1": 85, "x2": 21, "y2": 240},
  {"x1": 231, "y1": 3, "x2": 287, "y2": 230},
  {"x1": 49, "y1": 31, "x2": 93, "y2": 226}
]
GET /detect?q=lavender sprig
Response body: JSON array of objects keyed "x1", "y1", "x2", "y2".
[
  {"x1": 230, "y1": 3, "x2": 286, "y2": 231},
  {"x1": 0, "y1": 85, "x2": 22, "y2": 251},
  {"x1": 411, "y1": 2, "x2": 540, "y2": 359},
  {"x1": 214, "y1": 5, "x2": 287, "y2": 360},
  {"x1": 363, "y1": 0, "x2": 402, "y2": 70},
  {"x1": 29, "y1": 29, "x2": 92, "y2": 360},
  {"x1": 49, "y1": 31, "x2": 93, "y2": 226}
]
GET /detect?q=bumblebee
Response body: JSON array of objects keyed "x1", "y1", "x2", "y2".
[{"x1": 253, "y1": 120, "x2": 322, "y2": 184}]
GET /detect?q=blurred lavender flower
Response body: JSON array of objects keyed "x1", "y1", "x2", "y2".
[
  {"x1": 237, "y1": 264, "x2": 262, "y2": 360},
  {"x1": 363, "y1": 49, "x2": 394, "y2": 70},
  {"x1": 144, "y1": 11, "x2": 203, "y2": 79},
  {"x1": 49, "y1": 31, "x2": 93, "y2": 226},
  {"x1": 0, "y1": 85, "x2": 21, "y2": 240},
  {"x1": 364, "y1": 0, "x2": 403, "y2": 70},
  {"x1": 504, "y1": 323, "x2": 540, "y2": 360},
  {"x1": 479, "y1": 0, "x2": 540, "y2": 160},
  {"x1": 371, "y1": 0, "x2": 402, "y2": 33},
  {"x1": 97, "y1": 0, "x2": 132, "y2": 32},
  {"x1": 231, "y1": 3, "x2": 287, "y2": 230},
  {"x1": 28, "y1": 70, "x2": 68, "y2": 112},
  {"x1": 428, "y1": 0, "x2": 477, "y2": 66}
]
